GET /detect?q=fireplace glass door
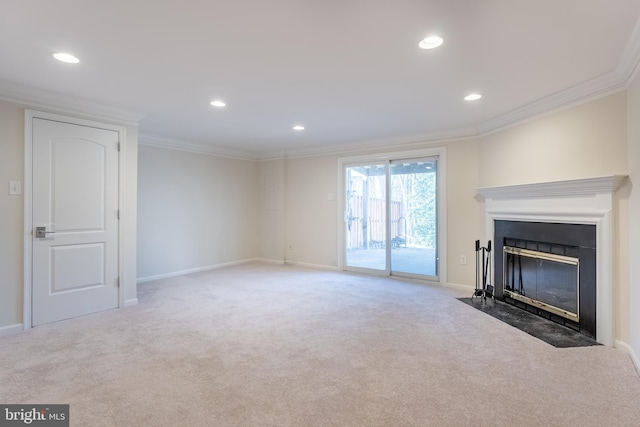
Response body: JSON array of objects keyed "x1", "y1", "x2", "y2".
[{"x1": 503, "y1": 247, "x2": 579, "y2": 320}]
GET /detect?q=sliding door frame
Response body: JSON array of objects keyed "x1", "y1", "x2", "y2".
[{"x1": 337, "y1": 147, "x2": 447, "y2": 286}]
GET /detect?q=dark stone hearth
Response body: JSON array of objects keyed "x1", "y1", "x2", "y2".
[{"x1": 459, "y1": 297, "x2": 600, "y2": 348}]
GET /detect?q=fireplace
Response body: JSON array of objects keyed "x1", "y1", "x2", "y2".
[
  {"x1": 477, "y1": 176, "x2": 626, "y2": 346},
  {"x1": 494, "y1": 220, "x2": 596, "y2": 338}
]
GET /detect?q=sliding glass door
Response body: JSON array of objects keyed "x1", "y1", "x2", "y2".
[
  {"x1": 389, "y1": 158, "x2": 437, "y2": 277},
  {"x1": 344, "y1": 156, "x2": 439, "y2": 280},
  {"x1": 345, "y1": 163, "x2": 387, "y2": 271}
]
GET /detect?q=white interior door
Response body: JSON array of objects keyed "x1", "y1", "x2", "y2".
[{"x1": 32, "y1": 118, "x2": 119, "y2": 326}]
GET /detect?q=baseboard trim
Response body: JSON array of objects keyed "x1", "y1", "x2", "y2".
[
  {"x1": 447, "y1": 282, "x2": 475, "y2": 292},
  {"x1": 253, "y1": 258, "x2": 285, "y2": 265},
  {"x1": 284, "y1": 261, "x2": 339, "y2": 271},
  {"x1": 124, "y1": 298, "x2": 139, "y2": 307},
  {"x1": 615, "y1": 340, "x2": 640, "y2": 375},
  {"x1": 0, "y1": 323, "x2": 23, "y2": 336},
  {"x1": 136, "y1": 258, "x2": 258, "y2": 283}
]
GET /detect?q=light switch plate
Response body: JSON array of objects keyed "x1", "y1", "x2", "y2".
[{"x1": 9, "y1": 181, "x2": 21, "y2": 195}]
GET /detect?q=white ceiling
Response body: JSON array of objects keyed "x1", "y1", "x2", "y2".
[{"x1": 2, "y1": 1, "x2": 640, "y2": 159}]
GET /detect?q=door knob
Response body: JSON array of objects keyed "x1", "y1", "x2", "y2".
[{"x1": 35, "y1": 227, "x2": 55, "y2": 238}]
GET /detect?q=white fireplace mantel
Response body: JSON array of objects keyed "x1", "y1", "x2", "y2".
[
  {"x1": 477, "y1": 175, "x2": 627, "y2": 346},
  {"x1": 477, "y1": 176, "x2": 627, "y2": 200}
]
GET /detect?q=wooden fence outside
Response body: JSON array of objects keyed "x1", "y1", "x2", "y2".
[{"x1": 346, "y1": 195, "x2": 405, "y2": 249}]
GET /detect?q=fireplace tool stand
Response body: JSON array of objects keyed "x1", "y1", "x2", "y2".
[{"x1": 473, "y1": 240, "x2": 494, "y2": 301}]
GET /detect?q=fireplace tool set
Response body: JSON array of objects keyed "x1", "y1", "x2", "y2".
[{"x1": 473, "y1": 240, "x2": 494, "y2": 301}]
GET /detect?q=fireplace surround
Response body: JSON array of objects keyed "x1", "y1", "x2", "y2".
[{"x1": 477, "y1": 176, "x2": 626, "y2": 346}]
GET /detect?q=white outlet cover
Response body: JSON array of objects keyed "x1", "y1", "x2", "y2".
[{"x1": 9, "y1": 181, "x2": 21, "y2": 195}]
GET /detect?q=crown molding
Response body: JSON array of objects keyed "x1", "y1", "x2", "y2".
[
  {"x1": 257, "y1": 150, "x2": 288, "y2": 161},
  {"x1": 138, "y1": 133, "x2": 258, "y2": 161},
  {"x1": 0, "y1": 80, "x2": 145, "y2": 126},
  {"x1": 4, "y1": 14, "x2": 640, "y2": 158},
  {"x1": 478, "y1": 16, "x2": 640, "y2": 137},
  {"x1": 258, "y1": 127, "x2": 477, "y2": 160},
  {"x1": 476, "y1": 71, "x2": 626, "y2": 137},
  {"x1": 268, "y1": 42, "x2": 640, "y2": 160},
  {"x1": 618, "y1": 14, "x2": 640, "y2": 86}
]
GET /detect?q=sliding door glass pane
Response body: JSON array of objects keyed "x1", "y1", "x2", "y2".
[
  {"x1": 345, "y1": 164, "x2": 387, "y2": 271},
  {"x1": 389, "y1": 159, "x2": 437, "y2": 277}
]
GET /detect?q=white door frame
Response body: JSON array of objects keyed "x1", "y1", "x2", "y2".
[
  {"x1": 337, "y1": 146, "x2": 447, "y2": 287},
  {"x1": 23, "y1": 110, "x2": 127, "y2": 329}
]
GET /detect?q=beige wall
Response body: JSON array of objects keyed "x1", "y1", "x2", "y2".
[
  {"x1": 137, "y1": 145, "x2": 259, "y2": 280},
  {"x1": 285, "y1": 155, "x2": 340, "y2": 268},
  {"x1": 445, "y1": 139, "x2": 482, "y2": 286},
  {"x1": 257, "y1": 159, "x2": 286, "y2": 262},
  {"x1": 0, "y1": 100, "x2": 25, "y2": 328},
  {"x1": 139, "y1": 140, "x2": 483, "y2": 288},
  {"x1": 122, "y1": 126, "x2": 139, "y2": 305},
  {"x1": 478, "y1": 91, "x2": 632, "y2": 346},
  {"x1": 627, "y1": 74, "x2": 640, "y2": 361},
  {"x1": 282, "y1": 140, "x2": 483, "y2": 287},
  {"x1": 3, "y1": 87, "x2": 638, "y2": 362},
  {"x1": 478, "y1": 92, "x2": 628, "y2": 187},
  {"x1": 0, "y1": 99, "x2": 138, "y2": 329}
]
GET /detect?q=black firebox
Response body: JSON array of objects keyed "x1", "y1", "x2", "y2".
[{"x1": 494, "y1": 221, "x2": 596, "y2": 339}]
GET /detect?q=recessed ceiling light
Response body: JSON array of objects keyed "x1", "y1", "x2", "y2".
[
  {"x1": 418, "y1": 36, "x2": 443, "y2": 50},
  {"x1": 464, "y1": 93, "x2": 482, "y2": 101},
  {"x1": 210, "y1": 100, "x2": 226, "y2": 107},
  {"x1": 52, "y1": 52, "x2": 79, "y2": 64},
  {"x1": 293, "y1": 125, "x2": 305, "y2": 131}
]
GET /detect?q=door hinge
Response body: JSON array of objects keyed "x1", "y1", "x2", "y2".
[
  {"x1": 116, "y1": 277, "x2": 120, "y2": 288},
  {"x1": 117, "y1": 141, "x2": 121, "y2": 152},
  {"x1": 117, "y1": 209, "x2": 120, "y2": 220}
]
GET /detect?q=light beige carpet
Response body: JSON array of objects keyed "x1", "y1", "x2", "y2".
[{"x1": 1, "y1": 262, "x2": 639, "y2": 426}]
